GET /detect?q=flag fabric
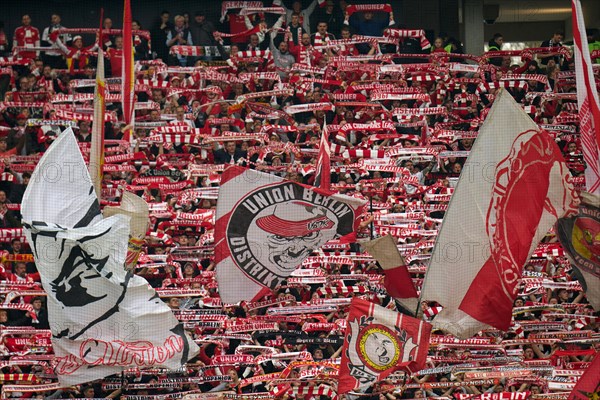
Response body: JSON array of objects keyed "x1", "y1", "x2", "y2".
[
  {"x1": 104, "y1": 191, "x2": 149, "y2": 270},
  {"x1": 420, "y1": 90, "x2": 579, "y2": 339},
  {"x1": 122, "y1": 0, "x2": 135, "y2": 142},
  {"x1": 363, "y1": 234, "x2": 419, "y2": 314},
  {"x1": 21, "y1": 129, "x2": 198, "y2": 386},
  {"x1": 567, "y1": 353, "x2": 600, "y2": 399},
  {"x1": 338, "y1": 297, "x2": 431, "y2": 394},
  {"x1": 314, "y1": 125, "x2": 331, "y2": 190},
  {"x1": 214, "y1": 166, "x2": 366, "y2": 304},
  {"x1": 90, "y1": 45, "x2": 106, "y2": 199},
  {"x1": 572, "y1": 0, "x2": 600, "y2": 195},
  {"x1": 556, "y1": 192, "x2": 600, "y2": 311}
]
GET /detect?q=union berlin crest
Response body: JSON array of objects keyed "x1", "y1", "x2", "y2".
[{"x1": 215, "y1": 166, "x2": 366, "y2": 303}]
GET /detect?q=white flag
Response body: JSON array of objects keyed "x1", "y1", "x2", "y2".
[
  {"x1": 420, "y1": 90, "x2": 579, "y2": 339},
  {"x1": 21, "y1": 129, "x2": 199, "y2": 385}
]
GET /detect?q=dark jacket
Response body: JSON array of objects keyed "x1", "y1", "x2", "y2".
[
  {"x1": 487, "y1": 39, "x2": 502, "y2": 66},
  {"x1": 190, "y1": 20, "x2": 216, "y2": 47},
  {"x1": 213, "y1": 148, "x2": 247, "y2": 164},
  {"x1": 539, "y1": 38, "x2": 563, "y2": 65},
  {"x1": 7, "y1": 127, "x2": 40, "y2": 155}
]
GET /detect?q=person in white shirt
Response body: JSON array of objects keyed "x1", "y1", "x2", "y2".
[
  {"x1": 275, "y1": 0, "x2": 318, "y2": 34},
  {"x1": 41, "y1": 13, "x2": 70, "y2": 68}
]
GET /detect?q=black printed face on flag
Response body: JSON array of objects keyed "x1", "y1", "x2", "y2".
[
  {"x1": 215, "y1": 166, "x2": 366, "y2": 304},
  {"x1": 226, "y1": 181, "x2": 356, "y2": 289},
  {"x1": 27, "y1": 218, "x2": 131, "y2": 341},
  {"x1": 21, "y1": 128, "x2": 199, "y2": 386},
  {"x1": 21, "y1": 128, "x2": 131, "y2": 341},
  {"x1": 50, "y1": 234, "x2": 110, "y2": 308}
]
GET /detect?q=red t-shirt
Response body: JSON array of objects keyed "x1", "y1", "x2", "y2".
[
  {"x1": 106, "y1": 47, "x2": 124, "y2": 77},
  {"x1": 229, "y1": 14, "x2": 251, "y2": 44},
  {"x1": 13, "y1": 26, "x2": 40, "y2": 59}
]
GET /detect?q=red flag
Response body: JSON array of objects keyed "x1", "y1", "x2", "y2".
[
  {"x1": 568, "y1": 354, "x2": 600, "y2": 399},
  {"x1": 338, "y1": 298, "x2": 431, "y2": 394},
  {"x1": 363, "y1": 234, "x2": 419, "y2": 314},
  {"x1": 121, "y1": 0, "x2": 135, "y2": 142},
  {"x1": 420, "y1": 90, "x2": 579, "y2": 338},
  {"x1": 572, "y1": 0, "x2": 600, "y2": 195},
  {"x1": 214, "y1": 166, "x2": 366, "y2": 303},
  {"x1": 314, "y1": 126, "x2": 331, "y2": 190}
]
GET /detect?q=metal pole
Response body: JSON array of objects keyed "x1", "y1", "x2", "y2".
[{"x1": 369, "y1": 193, "x2": 374, "y2": 240}]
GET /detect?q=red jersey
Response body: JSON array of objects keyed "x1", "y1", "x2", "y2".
[
  {"x1": 106, "y1": 47, "x2": 123, "y2": 77},
  {"x1": 229, "y1": 14, "x2": 252, "y2": 44},
  {"x1": 13, "y1": 26, "x2": 40, "y2": 59}
]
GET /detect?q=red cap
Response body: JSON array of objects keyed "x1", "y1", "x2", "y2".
[{"x1": 255, "y1": 202, "x2": 334, "y2": 237}]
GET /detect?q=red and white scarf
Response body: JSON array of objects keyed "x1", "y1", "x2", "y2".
[
  {"x1": 220, "y1": 1, "x2": 263, "y2": 22},
  {"x1": 239, "y1": 6, "x2": 285, "y2": 16},
  {"x1": 344, "y1": 4, "x2": 395, "y2": 26},
  {"x1": 312, "y1": 32, "x2": 332, "y2": 48},
  {"x1": 384, "y1": 28, "x2": 431, "y2": 49}
]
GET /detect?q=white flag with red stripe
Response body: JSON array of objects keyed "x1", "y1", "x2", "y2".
[
  {"x1": 338, "y1": 298, "x2": 431, "y2": 394},
  {"x1": 363, "y1": 234, "x2": 419, "y2": 314},
  {"x1": 420, "y1": 90, "x2": 579, "y2": 339},
  {"x1": 214, "y1": 166, "x2": 366, "y2": 303},
  {"x1": 572, "y1": 0, "x2": 600, "y2": 195}
]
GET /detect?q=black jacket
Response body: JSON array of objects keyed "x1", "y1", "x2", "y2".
[{"x1": 213, "y1": 148, "x2": 247, "y2": 164}]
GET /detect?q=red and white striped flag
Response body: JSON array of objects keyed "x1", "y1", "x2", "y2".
[
  {"x1": 122, "y1": 0, "x2": 135, "y2": 142},
  {"x1": 363, "y1": 234, "x2": 419, "y2": 315},
  {"x1": 572, "y1": 0, "x2": 600, "y2": 195},
  {"x1": 420, "y1": 90, "x2": 579, "y2": 339},
  {"x1": 315, "y1": 122, "x2": 331, "y2": 190},
  {"x1": 338, "y1": 298, "x2": 431, "y2": 394},
  {"x1": 214, "y1": 166, "x2": 366, "y2": 303}
]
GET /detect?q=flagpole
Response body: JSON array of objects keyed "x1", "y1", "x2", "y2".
[
  {"x1": 122, "y1": 0, "x2": 135, "y2": 144},
  {"x1": 90, "y1": 8, "x2": 106, "y2": 201},
  {"x1": 369, "y1": 192, "x2": 374, "y2": 240}
]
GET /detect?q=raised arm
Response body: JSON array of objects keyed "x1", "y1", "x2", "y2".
[{"x1": 305, "y1": 0, "x2": 318, "y2": 17}]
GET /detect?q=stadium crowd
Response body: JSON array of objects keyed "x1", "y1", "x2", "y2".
[{"x1": 0, "y1": 1, "x2": 599, "y2": 399}]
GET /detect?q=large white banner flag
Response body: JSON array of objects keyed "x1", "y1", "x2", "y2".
[
  {"x1": 420, "y1": 90, "x2": 579, "y2": 339},
  {"x1": 21, "y1": 129, "x2": 199, "y2": 386},
  {"x1": 215, "y1": 166, "x2": 366, "y2": 304}
]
